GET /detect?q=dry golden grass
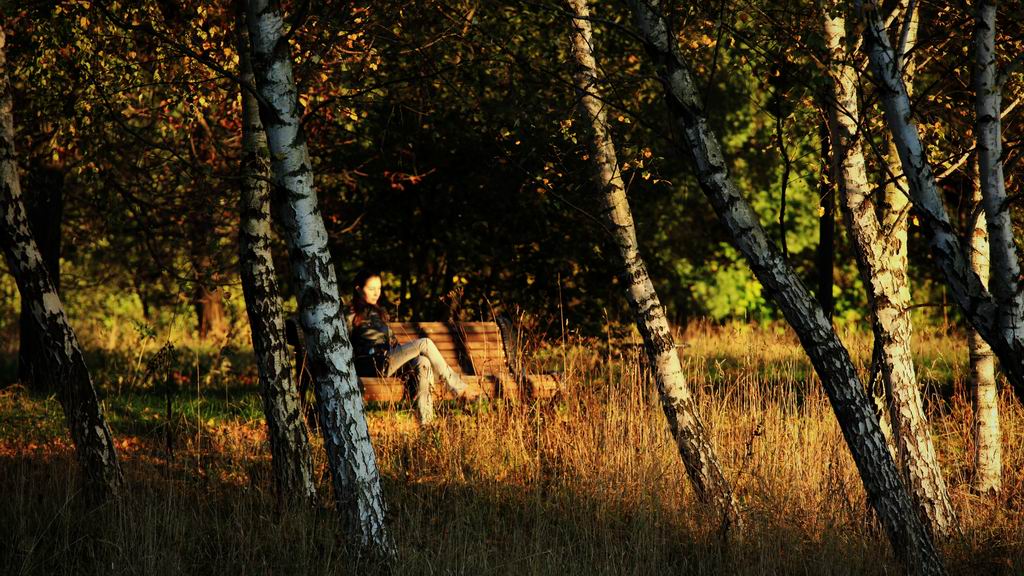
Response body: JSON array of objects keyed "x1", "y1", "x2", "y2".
[{"x1": 2, "y1": 321, "x2": 1023, "y2": 575}]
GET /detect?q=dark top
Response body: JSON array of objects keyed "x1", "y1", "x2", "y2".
[{"x1": 346, "y1": 304, "x2": 395, "y2": 375}]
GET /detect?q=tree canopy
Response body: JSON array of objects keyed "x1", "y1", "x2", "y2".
[{"x1": 2, "y1": 0, "x2": 1020, "y2": 336}]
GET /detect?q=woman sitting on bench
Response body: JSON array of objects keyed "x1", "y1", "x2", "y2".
[{"x1": 346, "y1": 270, "x2": 479, "y2": 424}]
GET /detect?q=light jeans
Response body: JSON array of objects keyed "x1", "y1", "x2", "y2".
[{"x1": 386, "y1": 338, "x2": 468, "y2": 424}]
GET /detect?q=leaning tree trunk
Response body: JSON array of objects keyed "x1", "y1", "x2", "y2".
[
  {"x1": 567, "y1": 0, "x2": 740, "y2": 534},
  {"x1": 0, "y1": 26, "x2": 123, "y2": 500},
  {"x1": 969, "y1": 161, "x2": 1001, "y2": 494},
  {"x1": 973, "y1": 0, "x2": 1023, "y2": 379},
  {"x1": 246, "y1": 0, "x2": 394, "y2": 558},
  {"x1": 823, "y1": 8, "x2": 956, "y2": 536},
  {"x1": 18, "y1": 158, "x2": 63, "y2": 392},
  {"x1": 627, "y1": 2, "x2": 943, "y2": 573},
  {"x1": 856, "y1": 0, "x2": 1024, "y2": 398},
  {"x1": 237, "y1": 4, "x2": 317, "y2": 510},
  {"x1": 880, "y1": 0, "x2": 917, "y2": 287},
  {"x1": 878, "y1": 0, "x2": 918, "y2": 443}
]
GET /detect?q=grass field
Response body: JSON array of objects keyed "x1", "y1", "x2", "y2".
[{"x1": 1, "y1": 321, "x2": 1022, "y2": 575}]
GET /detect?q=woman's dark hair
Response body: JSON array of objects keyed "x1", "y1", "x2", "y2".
[
  {"x1": 352, "y1": 269, "x2": 381, "y2": 299},
  {"x1": 350, "y1": 269, "x2": 389, "y2": 323}
]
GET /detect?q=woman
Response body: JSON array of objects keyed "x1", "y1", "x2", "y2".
[{"x1": 346, "y1": 270, "x2": 479, "y2": 424}]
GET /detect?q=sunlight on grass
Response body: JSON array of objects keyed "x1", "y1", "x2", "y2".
[{"x1": 1, "y1": 322, "x2": 1022, "y2": 575}]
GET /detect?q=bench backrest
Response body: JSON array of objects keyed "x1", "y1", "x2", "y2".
[{"x1": 387, "y1": 322, "x2": 509, "y2": 378}]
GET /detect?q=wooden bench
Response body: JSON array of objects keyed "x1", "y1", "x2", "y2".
[
  {"x1": 363, "y1": 321, "x2": 517, "y2": 402},
  {"x1": 286, "y1": 320, "x2": 560, "y2": 406}
]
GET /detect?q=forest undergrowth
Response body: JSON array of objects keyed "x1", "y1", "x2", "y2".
[{"x1": 1, "y1": 322, "x2": 1022, "y2": 575}]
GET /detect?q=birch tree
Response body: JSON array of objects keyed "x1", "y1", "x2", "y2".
[
  {"x1": 856, "y1": 0, "x2": 1024, "y2": 396},
  {"x1": 626, "y1": 1, "x2": 943, "y2": 572},
  {"x1": 0, "y1": 25, "x2": 123, "y2": 500},
  {"x1": 236, "y1": 4, "x2": 318, "y2": 510},
  {"x1": 973, "y1": 0, "x2": 1022, "y2": 361},
  {"x1": 879, "y1": 0, "x2": 916, "y2": 299},
  {"x1": 246, "y1": 0, "x2": 394, "y2": 557},
  {"x1": 969, "y1": 160, "x2": 1000, "y2": 494},
  {"x1": 567, "y1": 0, "x2": 739, "y2": 533},
  {"x1": 823, "y1": 6, "x2": 955, "y2": 536},
  {"x1": 873, "y1": 0, "x2": 917, "y2": 450}
]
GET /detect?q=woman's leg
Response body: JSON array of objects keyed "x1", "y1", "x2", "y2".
[
  {"x1": 385, "y1": 338, "x2": 474, "y2": 423},
  {"x1": 383, "y1": 340, "x2": 424, "y2": 376},
  {"x1": 383, "y1": 342, "x2": 436, "y2": 424},
  {"x1": 385, "y1": 338, "x2": 466, "y2": 392},
  {"x1": 413, "y1": 338, "x2": 469, "y2": 395},
  {"x1": 408, "y1": 357, "x2": 434, "y2": 424}
]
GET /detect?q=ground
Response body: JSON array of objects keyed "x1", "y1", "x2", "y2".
[{"x1": 1, "y1": 322, "x2": 1022, "y2": 575}]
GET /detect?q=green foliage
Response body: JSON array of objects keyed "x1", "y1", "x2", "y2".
[
  {"x1": 3, "y1": 0, "x2": 1017, "y2": 340},
  {"x1": 691, "y1": 244, "x2": 770, "y2": 321}
]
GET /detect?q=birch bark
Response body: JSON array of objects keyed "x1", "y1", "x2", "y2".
[
  {"x1": 880, "y1": 0, "x2": 916, "y2": 260},
  {"x1": 246, "y1": 0, "x2": 394, "y2": 557},
  {"x1": 237, "y1": 5, "x2": 317, "y2": 509},
  {"x1": 855, "y1": 0, "x2": 1024, "y2": 397},
  {"x1": 627, "y1": 2, "x2": 943, "y2": 573},
  {"x1": 973, "y1": 0, "x2": 1023, "y2": 381},
  {"x1": 969, "y1": 162, "x2": 1001, "y2": 494},
  {"x1": 567, "y1": 0, "x2": 739, "y2": 533},
  {"x1": 823, "y1": 8, "x2": 956, "y2": 536},
  {"x1": 0, "y1": 26, "x2": 123, "y2": 500}
]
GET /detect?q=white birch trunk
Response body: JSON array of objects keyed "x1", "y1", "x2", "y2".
[
  {"x1": 973, "y1": 0, "x2": 1023, "y2": 376},
  {"x1": 246, "y1": 0, "x2": 394, "y2": 557},
  {"x1": 970, "y1": 162, "x2": 1001, "y2": 494},
  {"x1": 823, "y1": 8, "x2": 956, "y2": 537},
  {"x1": 567, "y1": 0, "x2": 740, "y2": 533},
  {"x1": 856, "y1": 0, "x2": 1024, "y2": 397},
  {"x1": 627, "y1": 2, "x2": 943, "y2": 573},
  {"x1": 880, "y1": 0, "x2": 916, "y2": 335},
  {"x1": 881, "y1": 0, "x2": 916, "y2": 244},
  {"x1": 878, "y1": 3, "x2": 915, "y2": 454},
  {"x1": 0, "y1": 27, "x2": 123, "y2": 500},
  {"x1": 237, "y1": 6, "x2": 317, "y2": 509}
]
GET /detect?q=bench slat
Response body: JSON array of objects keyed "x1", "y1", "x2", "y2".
[
  {"x1": 389, "y1": 324, "x2": 500, "y2": 336},
  {"x1": 423, "y1": 341, "x2": 503, "y2": 351},
  {"x1": 361, "y1": 374, "x2": 513, "y2": 403}
]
